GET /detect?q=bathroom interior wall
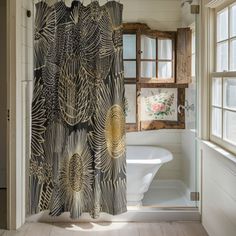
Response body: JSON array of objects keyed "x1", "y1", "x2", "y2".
[
  {"x1": 68, "y1": 0, "x2": 182, "y2": 30},
  {"x1": 0, "y1": 0, "x2": 7, "y2": 189},
  {"x1": 21, "y1": 0, "x2": 193, "y2": 196}
]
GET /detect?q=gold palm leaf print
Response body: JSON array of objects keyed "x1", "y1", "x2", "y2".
[
  {"x1": 58, "y1": 55, "x2": 93, "y2": 125},
  {"x1": 34, "y1": 2, "x2": 56, "y2": 70},
  {"x1": 100, "y1": 178, "x2": 127, "y2": 215},
  {"x1": 105, "y1": 104, "x2": 125, "y2": 158},
  {"x1": 31, "y1": 0, "x2": 126, "y2": 218},
  {"x1": 52, "y1": 129, "x2": 93, "y2": 218},
  {"x1": 90, "y1": 77, "x2": 126, "y2": 180},
  {"x1": 31, "y1": 80, "x2": 46, "y2": 158}
]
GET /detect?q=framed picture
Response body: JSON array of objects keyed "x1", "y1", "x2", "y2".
[{"x1": 141, "y1": 88, "x2": 178, "y2": 121}]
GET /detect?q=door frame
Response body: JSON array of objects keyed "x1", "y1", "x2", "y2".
[{"x1": 7, "y1": 0, "x2": 26, "y2": 230}]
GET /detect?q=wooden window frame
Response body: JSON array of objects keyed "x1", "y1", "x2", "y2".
[
  {"x1": 139, "y1": 30, "x2": 176, "y2": 84},
  {"x1": 123, "y1": 23, "x2": 187, "y2": 132}
]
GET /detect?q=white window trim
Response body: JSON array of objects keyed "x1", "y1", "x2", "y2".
[{"x1": 209, "y1": 0, "x2": 236, "y2": 155}]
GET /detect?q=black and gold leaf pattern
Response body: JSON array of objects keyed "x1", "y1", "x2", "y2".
[
  {"x1": 31, "y1": 80, "x2": 46, "y2": 158},
  {"x1": 89, "y1": 77, "x2": 126, "y2": 180},
  {"x1": 30, "y1": 0, "x2": 126, "y2": 218}
]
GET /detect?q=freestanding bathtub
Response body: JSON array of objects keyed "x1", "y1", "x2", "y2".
[{"x1": 126, "y1": 145, "x2": 173, "y2": 206}]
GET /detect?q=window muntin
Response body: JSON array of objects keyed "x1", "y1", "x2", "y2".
[{"x1": 140, "y1": 35, "x2": 174, "y2": 80}]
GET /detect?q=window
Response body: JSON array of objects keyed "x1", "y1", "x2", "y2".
[
  {"x1": 210, "y1": 2, "x2": 236, "y2": 153},
  {"x1": 123, "y1": 23, "x2": 191, "y2": 132},
  {"x1": 123, "y1": 34, "x2": 137, "y2": 80},
  {"x1": 140, "y1": 35, "x2": 174, "y2": 82}
]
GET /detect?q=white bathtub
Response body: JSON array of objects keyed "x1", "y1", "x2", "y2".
[{"x1": 126, "y1": 145, "x2": 173, "y2": 206}]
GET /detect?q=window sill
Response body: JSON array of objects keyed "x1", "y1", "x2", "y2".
[{"x1": 200, "y1": 140, "x2": 236, "y2": 165}]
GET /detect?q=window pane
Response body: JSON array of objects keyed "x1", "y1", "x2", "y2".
[
  {"x1": 212, "y1": 107, "x2": 222, "y2": 137},
  {"x1": 158, "y1": 62, "x2": 172, "y2": 78},
  {"x1": 217, "y1": 41, "x2": 228, "y2": 72},
  {"x1": 158, "y1": 39, "x2": 172, "y2": 60},
  {"x1": 124, "y1": 61, "x2": 136, "y2": 78},
  {"x1": 141, "y1": 61, "x2": 156, "y2": 78},
  {"x1": 212, "y1": 78, "x2": 222, "y2": 106},
  {"x1": 217, "y1": 8, "x2": 228, "y2": 42},
  {"x1": 123, "y1": 34, "x2": 136, "y2": 59},
  {"x1": 230, "y1": 4, "x2": 236, "y2": 37},
  {"x1": 223, "y1": 78, "x2": 236, "y2": 109},
  {"x1": 230, "y1": 39, "x2": 236, "y2": 71},
  {"x1": 141, "y1": 35, "x2": 156, "y2": 60},
  {"x1": 224, "y1": 110, "x2": 236, "y2": 144}
]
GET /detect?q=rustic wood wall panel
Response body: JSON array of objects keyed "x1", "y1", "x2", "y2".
[
  {"x1": 176, "y1": 28, "x2": 192, "y2": 84},
  {"x1": 123, "y1": 23, "x2": 189, "y2": 132}
]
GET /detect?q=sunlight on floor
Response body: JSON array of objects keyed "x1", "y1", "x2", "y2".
[{"x1": 64, "y1": 222, "x2": 128, "y2": 232}]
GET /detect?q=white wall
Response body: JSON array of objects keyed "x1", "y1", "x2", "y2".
[
  {"x1": 122, "y1": 0, "x2": 182, "y2": 30},
  {"x1": 66, "y1": 0, "x2": 182, "y2": 31},
  {"x1": 201, "y1": 142, "x2": 236, "y2": 236},
  {"x1": 0, "y1": 0, "x2": 7, "y2": 188}
]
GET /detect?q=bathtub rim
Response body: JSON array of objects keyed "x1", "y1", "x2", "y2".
[{"x1": 126, "y1": 145, "x2": 173, "y2": 164}]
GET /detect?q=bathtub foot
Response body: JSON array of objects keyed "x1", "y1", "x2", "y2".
[{"x1": 127, "y1": 193, "x2": 144, "y2": 207}]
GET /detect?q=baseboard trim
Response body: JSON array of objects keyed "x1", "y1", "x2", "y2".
[{"x1": 27, "y1": 208, "x2": 200, "y2": 223}]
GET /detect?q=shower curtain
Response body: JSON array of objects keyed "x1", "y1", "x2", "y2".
[{"x1": 30, "y1": 0, "x2": 126, "y2": 218}]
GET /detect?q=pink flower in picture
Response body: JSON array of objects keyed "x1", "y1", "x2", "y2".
[{"x1": 151, "y1": 103, "x2": 166, "y2": 112}]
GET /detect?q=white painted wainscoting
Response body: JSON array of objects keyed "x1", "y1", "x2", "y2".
[{"x1": 201, "y1": 141, "x2": 236, "y2": 236}]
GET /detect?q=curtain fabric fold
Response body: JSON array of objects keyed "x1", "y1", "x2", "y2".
[{"x1": 30, "y1": 0, "x2": 126, "y2": 218}]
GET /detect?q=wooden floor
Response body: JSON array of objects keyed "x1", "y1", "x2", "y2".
[{"x1": 0, "y1": 222, "x2": 208, "y2": 236}]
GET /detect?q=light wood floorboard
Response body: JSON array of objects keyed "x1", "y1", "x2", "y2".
[{"x1": 1, "y1": 222, "x2": 208, "y2": 236}]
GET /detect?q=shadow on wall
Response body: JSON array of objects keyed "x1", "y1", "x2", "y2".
[{"x1": 0, "y1": 189, "x2": 7, "y2": 229}]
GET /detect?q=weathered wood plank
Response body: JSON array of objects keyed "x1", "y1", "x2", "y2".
[{"x1": 176, "y1": 27, "x2": 192, "y2": 84}]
